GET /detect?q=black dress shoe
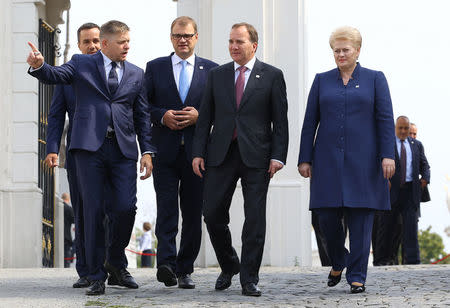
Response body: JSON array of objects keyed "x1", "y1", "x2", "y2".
[
  {"x1": 327, "y1": 271, "x2": 342, "y2": 287},
  {"x1": 107, "y1": 273, "x2": 119, "y2": 286},
  {"x1": 215, "y1": 266, "x2": 240, "y2": 291},
  {"x1": 177, "y1": 274, "x2": 195, "y2": 289},
  {"x1": 350, "y1": 284, "x2": 366, "y2": 294},
  {"x1": 85, "y1": 280, "x2": 105, "y2": 295},
  {"x1": 73, "y1": 276, "x2": 91, "y2": 288},
  {"x1": 241, "y1": 283, "x2": 261, "y2": 297},
  {"x1": 157, "y1": 264, "x2": 177, "y2": 287},
  {"x1": 105, "y1": 262, "x2": 139, "y2": 289}
]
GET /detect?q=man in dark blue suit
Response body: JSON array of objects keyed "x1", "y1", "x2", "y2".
[
  {"x1": 45, "y1": 22, "x2": 101, "y2": 288},
  {"x1": 28, "y1": 20, "x2": 155, "y2": 295},
  {"x1": 372, "y1": 116, "x2": 430, "y2": 265},
  {"x1": 144, "y1": 16, "x2": 218, "y2": 289}
]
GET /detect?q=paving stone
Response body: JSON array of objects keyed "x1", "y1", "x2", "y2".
[{"x1": 0, "y1": 265, "x2": 448, "y2": 307}]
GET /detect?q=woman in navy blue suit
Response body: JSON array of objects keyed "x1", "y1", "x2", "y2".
[{"x1": 298, "y1": 26, "x2": 395, "y2": 293}]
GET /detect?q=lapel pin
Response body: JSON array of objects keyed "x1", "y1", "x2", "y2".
[
  {"x1": 355, "y1": 85, "x2": 359, "y2": 88},
  {"x1": 199, "y1": 66, "x2": 204, "y2": 70},
  {"x1": 256, "y1": 75, "x2": 260, "y2": 78}
]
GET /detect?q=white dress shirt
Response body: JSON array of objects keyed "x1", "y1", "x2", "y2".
[
  {"x1": 233, "y1": 56, "x2": 283, "y2": 166},
  {"x1": 396, "y1": 136, "x2": 413, "y2": 182},
  {"x1": 234, "y1": 56, "x2": 256, "y2": 89}
]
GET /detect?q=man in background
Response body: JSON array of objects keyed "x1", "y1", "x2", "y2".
[
  {"x1": 62, "y1": 193, "x2": 74, "y2": 268},
  {"x1": 372, "y1": 116, "x2": 430, "y2": 265},
  {"x1": 409, "y1": 123, "x2": 431, "y2": 203},
  {"x1": 44, "y1": 22, "x2": 100, "y2": 287},
  {"x1": 409, "y1": 123, "x2": 417, "y2": 139}
]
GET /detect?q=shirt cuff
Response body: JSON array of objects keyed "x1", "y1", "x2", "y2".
[
  {"x1": 142, "y1": 151, "x2": 155, "y2": 156},
  {"x1": 29, "y1": 63, "x2": 44, "y2": 72},
  {"x1": 271, "y1": 159, "x2": 284, "y2": 166}
]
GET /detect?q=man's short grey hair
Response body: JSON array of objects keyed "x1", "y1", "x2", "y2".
[{"x1": 100, "y1": 20, "x2": 129, "y2": 38}]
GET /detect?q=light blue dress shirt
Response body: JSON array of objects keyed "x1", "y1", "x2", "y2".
[
  {"x1": 101, "y1": 51, "x2": 123, "y2": 83},
  {"x1": 396, "y1": 136, "x2": 413, "y2": 182}
]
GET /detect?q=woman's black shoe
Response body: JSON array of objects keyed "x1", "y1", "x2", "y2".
[
  {"x1": 350, "y1": 284, "x2": 365, "y2": 293},
  {"x1": 327, "y1": 271, "x2": 342, "y2": 287}
]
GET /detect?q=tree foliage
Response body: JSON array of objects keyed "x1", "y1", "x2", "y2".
[{"x1": 418, "y1": 226, "x2": 450, "y2": 264}]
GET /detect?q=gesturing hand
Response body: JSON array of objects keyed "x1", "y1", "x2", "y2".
[
  {"x1": 140, "y1": 154, "x2": 153, "y2": 180},
  {"x1": 382, "y1": 158, "x2": 395, "y2": 179},
  {"x1": 298, "y1": 163, "x2": 312, "y2": 178},
  {"x1": 27, "y1": 42, "x2": 44, "y2": 69}
]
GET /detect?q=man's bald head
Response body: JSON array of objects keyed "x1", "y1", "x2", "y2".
[{"x1": 395, "y1": 115, "x2": 410, "y2": 140}]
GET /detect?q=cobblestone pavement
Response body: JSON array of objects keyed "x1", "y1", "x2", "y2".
[{"x1": 0, "y1": 265, "x2": 449, "y2": 307}]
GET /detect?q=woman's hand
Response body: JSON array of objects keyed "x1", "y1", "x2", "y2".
[
  {"x1": 382, "y1": 158, "x2": 395, "y2": 179},
  {"x1": 298, "y1": 163, "x2": 312, "y2": 178}
]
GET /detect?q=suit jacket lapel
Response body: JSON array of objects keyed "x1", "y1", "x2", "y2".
[
  {"x1": 184, "y1": 56, "x2": 201, "y2": 106},
  {"x1": 95, "y1": 52, "x2": 109, "y2": 97},
  {"x1": 115, "y1": 61, "x2": 130, "y2": 96},
  {"x1": 165, "y1": 54, "x2": 183, "y2": 104},
  {"x1": 224, "y1": 62, "x2": 237, "y2": 111},
  {"x1": 239, "y1": 59, "x2": 263, "y2": 110},
  {"x1": 408, "y1": 137, "x2": 418, "y2": 174}
]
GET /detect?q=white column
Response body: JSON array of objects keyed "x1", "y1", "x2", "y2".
[
  {"x1": 178, "y1": 0, "x2": 311, "y2": 267},
  {"x1": 0, "y1": 0, "x2": 14, "y2": 269},
  {"x1": 0, "y1": 0, "x2": 70, "y2": 268}
]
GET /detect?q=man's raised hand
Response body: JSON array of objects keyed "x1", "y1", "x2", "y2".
[{"x1": 27, "y1": 42, "x2": 44, "y2": 69}]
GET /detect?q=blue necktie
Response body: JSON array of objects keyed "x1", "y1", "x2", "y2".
[
  {"x1": 178, "y1": 60, "x2": 189, "y2": 103},
  {"x1": 108, "y1": 61, "x2": 119, "y2": 95}
]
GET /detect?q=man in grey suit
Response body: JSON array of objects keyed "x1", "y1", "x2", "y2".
[{"x1": 192, "y1": 22, "x2": 288, "y2": 297}]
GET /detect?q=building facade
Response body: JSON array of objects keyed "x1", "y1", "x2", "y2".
[{"x1": 0, "y1": 0, "x2": 70, "y2": 268}]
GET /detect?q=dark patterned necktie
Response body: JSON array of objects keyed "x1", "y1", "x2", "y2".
[
  {"x1": 235, "y1": 66, "x2": 247, "y2": 108},
  {"x1": 232, "y1": 66, "x2": 247, "y2": 140},
  {"x1": 400, "y1": 140, "x2": 406, "y2": 185},
  {"x1": 108, "y1": 61, "x2": 119, "y2": 95}
]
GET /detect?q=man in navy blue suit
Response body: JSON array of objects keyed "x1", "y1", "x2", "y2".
[
  {"x1": 45, "y1": 22, "x2": 101, "y2": 289},
  {"x1": 27, "y1": 20, "x2": 155, "y2": 295},
  {"x1": 144, "y1": 16, "x2": 218, "y2": 289},
  {"x1": 372, "y1": 116, "x2": 430, "y2": 265}
]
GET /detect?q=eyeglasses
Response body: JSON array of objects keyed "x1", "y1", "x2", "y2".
[{"x1": 171, "y1": 33, "x2": 197, "y2": 40}]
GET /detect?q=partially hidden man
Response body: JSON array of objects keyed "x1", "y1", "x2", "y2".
[
  {"x1": 372, "y1": 116, "x2": 430, "y2": 265},
  {"x1": 144, "y1": 16, "x2": 218, "y2": 289},
  {"x1": 192, "y1": 22, "x2": 288, "y2": 297},
  {"x1": 27, "y1": 20, "x2": 155, "y2": 296},
  {"x1": 45, "y1": 22, "x2": 101, "y2": 288}
]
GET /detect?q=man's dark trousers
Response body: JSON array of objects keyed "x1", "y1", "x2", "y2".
[
  {"x1": 203, "y1": 141, "x2": 270, "y2": 285},
  {"x1": 153, "y1": 145, "x2": 203, "y2": 276},
  {"x1": 66, "y1": 150, "x2": 89, "y2": 276},
  {"x1": 393, "y1": 182, "x2": 420, "y2": 264},
  {"x1": 74, "y1": 135, "x2": 137, "y2": 281}
]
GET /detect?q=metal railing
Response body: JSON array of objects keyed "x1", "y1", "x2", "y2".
[{"x1": 38, "y1": 18, "x2": 60, "y2": 268}]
